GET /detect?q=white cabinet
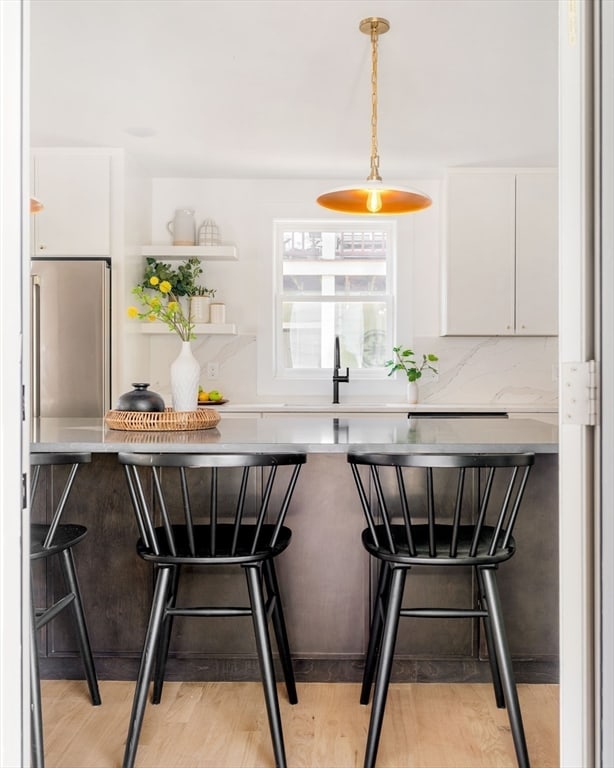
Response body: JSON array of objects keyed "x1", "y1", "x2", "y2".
[
  {"x1": 31, "y1": 151, "x2": 112, "y2": 256},
  {"x1": 442, "y1": 169, "x2": 558, "y2": 336},
  {"x1": 514, "y1": 173, "x2": 558, "y2": 334}
]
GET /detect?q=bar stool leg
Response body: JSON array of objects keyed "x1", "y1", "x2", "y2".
[
  {"x1": 30, "y1": 590, "x2": 45, "y2": 768},
  {"x1": 264, "y1": 560, "x2": 297, "y2": 704},
  {"x1": 364, "y1": 566, "x2": 406, "y2": 768},
  {"x1": 481, "y1": 567, "x2": 530, "y2": 768},
  {"x1": 476, "y1": 567, "x2": 505, "y2": 708},
  {"x1": 245, "y1": 564, "x2": 287, "y2": 768},
  {"x1": 361, "y1": 561, "x2": 392, "y2": 705},
  {"x1": 153, "y1": 564, "x2": 181, "y2": 704},
  {"x1": 123, "y1": 566, "x2": 173, "y2": 768},
  {"x1": 59, "y1": 548, "x2": 101, "y2": 706}
]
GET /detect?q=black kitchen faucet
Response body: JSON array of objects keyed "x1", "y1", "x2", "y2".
[{"x1": 332, "y1": 335, "x2": 349, "y2": 404}]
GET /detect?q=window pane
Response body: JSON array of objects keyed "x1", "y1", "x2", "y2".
[
  {"x1": 276, "y1": 221, "x2": 395, "y2": 379},
  {"x1": 336, "y1": 231, "x2": 386, "y2": 260},
  {"x1": 281, "y1": 301, "x2": 388, "y2": 369},
  {"x1": 283, "y1": 231, "x2": 322, "y2": 259},
  {"x1": 283, "y1": 275, "x2": 322, "y2": 293},
  {"x1": 282, "y1": 230, "x2": 387, "y2": 262},
  {"x1": 282, "y1": 229, "x2": 388, "y2": 296},
  {"x1": 334, "y1": 275, "x2": 386, "y2": 294}
]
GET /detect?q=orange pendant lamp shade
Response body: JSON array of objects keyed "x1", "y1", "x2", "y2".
[
  {"x1": 317, "y1": 17, "x2": 431, "y2": 216},
  {"x1": 317, "y1": 182, "x2": 432, "y2": 215}
]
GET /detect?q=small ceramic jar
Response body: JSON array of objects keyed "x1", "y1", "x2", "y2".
[{"x1": 209, "y1": 303, "x2": 226, "y2": 324}]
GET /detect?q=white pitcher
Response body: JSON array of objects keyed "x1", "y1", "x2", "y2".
[{"x1": 167, "y1": 209, "x2": 196, "y2": 245}]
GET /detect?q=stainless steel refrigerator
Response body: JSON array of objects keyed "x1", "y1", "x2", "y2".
[{"x1": 31, "y1": 258, "x2": 111, "y2": 418}]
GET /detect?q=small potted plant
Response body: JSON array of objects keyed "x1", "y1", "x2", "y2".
[
  {"x1": 190, "y1": 285, "x2": 217, "y2": 323},
  {"x1": 384, "y1": 345, "x2": 439, "y2": 403}
]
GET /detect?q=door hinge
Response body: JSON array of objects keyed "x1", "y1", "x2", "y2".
[{"x1": 561, "y1": 360, "x2": 598, "y2": 426}]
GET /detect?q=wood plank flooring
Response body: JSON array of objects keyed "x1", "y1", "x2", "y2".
[{"x1": 41, "y1": 680, "x2": 559, "y2": 767}]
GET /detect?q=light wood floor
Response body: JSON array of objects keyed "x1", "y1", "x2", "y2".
[{"x1": 41, "y1": 680, "x2": 559, "y2": 767}]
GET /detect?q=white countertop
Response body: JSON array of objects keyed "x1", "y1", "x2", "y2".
[
  {"x1": 31, "y1": 415, "x2": 558, "y2": 454},
  {"x1": 217, "y1": 402, "x2": 556, "y2": 414}
]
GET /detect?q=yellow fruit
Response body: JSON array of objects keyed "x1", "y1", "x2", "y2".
[{"x1": 198, "y1": 391, "x2": 209, "y2": 402}]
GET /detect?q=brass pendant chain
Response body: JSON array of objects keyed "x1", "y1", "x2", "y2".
[{"x1": 368, "y1": 21, "x2": 381, "y2": 182}]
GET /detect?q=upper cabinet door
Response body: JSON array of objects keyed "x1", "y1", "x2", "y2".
[
  {"x1": 442, "y1": 168, "x2": 558, "y2": 336},
  {"x1": 32, "y1": 152, "x2": 111, "y2": 256},
  {"x1": 515, "y1": 172, "x2": 558, "y2": 335},
  {"x1": 442, "y1": 172, "x2": 516, "y2": 335}
]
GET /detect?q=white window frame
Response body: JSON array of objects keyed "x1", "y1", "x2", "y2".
[{"x1": 273, "y1": 219, "x2": 397, "y2": 381}]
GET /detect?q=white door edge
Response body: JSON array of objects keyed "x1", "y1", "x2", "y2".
[{"x1": 559, "y1": 0, "x2": 597, "y2": 765}]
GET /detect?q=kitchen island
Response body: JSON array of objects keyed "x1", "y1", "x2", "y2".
[
  {"x1": 31, "y1": 415, "x2": 558, "y2": 684},
  {"x1": 31, "y1": 413, "x2": 557, "y2": 453}
]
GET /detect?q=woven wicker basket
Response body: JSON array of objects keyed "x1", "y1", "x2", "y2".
[{"x1": 105, "y1": 407, "x2": 220, "y2": 432}]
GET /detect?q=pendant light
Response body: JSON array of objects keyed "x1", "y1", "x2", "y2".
[{"x1": 317, "y1": 17, "x2": 431, "y2": 215}]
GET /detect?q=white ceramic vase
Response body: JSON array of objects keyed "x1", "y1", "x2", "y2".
[
  {"x1": 406, "y1": 380, "x2": 419, "y2": 404},
  {"x1": 170, "y1": 341, "x2": 200, "y2": 412}
]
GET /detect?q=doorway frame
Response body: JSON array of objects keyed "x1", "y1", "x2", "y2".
[{"x1": 0, "y1": 1, "x2": 608, "y2": 765}]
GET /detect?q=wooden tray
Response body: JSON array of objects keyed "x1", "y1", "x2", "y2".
[{"x1": 105, "y1": 407, "x2": 220, "y2": 432}]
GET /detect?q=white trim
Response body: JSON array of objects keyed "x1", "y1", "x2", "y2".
[
  {"x1": 0, "y1": 0, "x2": 28, "y2": 765},
  {"x1": 558, "y1": 0, "x2": 596, "y2": 765},
  {"x1": 596, "y1": 0, "x2": 614, "y2": 763}
]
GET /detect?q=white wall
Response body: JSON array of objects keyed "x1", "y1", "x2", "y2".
[
  {"x1": 114, "y1": 153, "x2": 152, "y2": 401},
  {"x1": 120, "y1": 176, "x2": 558, "y2": 407}
]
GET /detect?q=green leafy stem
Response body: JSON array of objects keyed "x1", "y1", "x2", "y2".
[{"x1": 384, "y1": 345, "x2": 439, "y2": 383}]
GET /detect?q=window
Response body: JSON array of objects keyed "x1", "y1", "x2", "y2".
[{"x1": 274, "y1": 220, "x2": 395, "y2": 378}]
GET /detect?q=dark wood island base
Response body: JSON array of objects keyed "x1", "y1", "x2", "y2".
[{"x1": 31, "y1": 417, "x2": 559, "y2": 685}]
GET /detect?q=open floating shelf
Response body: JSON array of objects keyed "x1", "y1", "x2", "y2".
[
  {"x1": 141, "y1": 245, "x2": 238, "y2": 261},
  {"x1": 139, "y1": 323, "x2": 237, "y2": 335}
]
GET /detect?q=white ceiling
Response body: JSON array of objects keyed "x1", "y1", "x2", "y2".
[{"x1": 29, "y1": 0, "x2": 559, "y2": 180}]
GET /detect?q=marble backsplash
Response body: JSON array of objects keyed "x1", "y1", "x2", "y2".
[{"x1": 141, "y1": 333, "x2": 558, "y2": 409}]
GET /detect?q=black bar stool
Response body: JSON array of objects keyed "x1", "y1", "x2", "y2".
[
  {"x1": 30, "y1": 452, "x2": 101, "y2": 768},
  {"x1": 347, "y1": 451, "x2": 535, "y2": 768},
  {"x1": 118, "y1": 451, "x2": 306, "y2": 768}
]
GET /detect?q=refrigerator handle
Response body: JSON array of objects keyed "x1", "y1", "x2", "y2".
[
  {"x1": 102, "y1": 261, "x2": 111, "y2": 412},
  {"x1": 31, "y1": 274, "x2": 41, "y2": 418}
]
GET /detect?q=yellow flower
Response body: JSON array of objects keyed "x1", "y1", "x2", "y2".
[
  {"x1": 149, "y1": 276, "x2": 160, "y2": 286},
  {"x1": 129, "y1": 282, "x2": 195, "y2": 342}
]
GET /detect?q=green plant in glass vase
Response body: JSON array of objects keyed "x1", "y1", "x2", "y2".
[{"x1": 384, "y1": 345, "x2": 439, "y2": 382}]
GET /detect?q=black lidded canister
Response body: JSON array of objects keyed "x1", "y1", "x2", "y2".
[{"x1": 116, "y1": 383, "x2": 165, "y2": 412}]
